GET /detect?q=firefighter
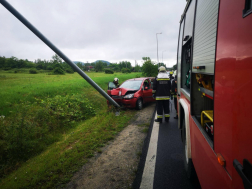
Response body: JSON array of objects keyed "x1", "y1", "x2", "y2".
[
  {"x1": 169, "y1": 71, "x2": 174, "y2": 80},
  {"x1": 171, "y1": 73, "x2": 178, "y2": 119},
  {"x1": 113, "y1": 78, "x2": 120, "y2": 88},
  {"x1": 153, "y1": 66, "x2": 171, "y2": 123}
]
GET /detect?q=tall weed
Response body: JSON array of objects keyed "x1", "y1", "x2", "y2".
[{"x1": 0, "y1": 94, "x2": 95, "y2": 178}]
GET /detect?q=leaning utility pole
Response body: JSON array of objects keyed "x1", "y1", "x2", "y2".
[{"x1": 0, "y1": 0, "x2": 120, "y2": 108}]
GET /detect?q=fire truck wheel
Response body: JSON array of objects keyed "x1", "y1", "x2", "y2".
[
  {"x1": 182, "y1": 118, "x2": 196, "y2": 180},
  {"x1": 136, "y1": 98, "x2": 143, "y2": 110}
]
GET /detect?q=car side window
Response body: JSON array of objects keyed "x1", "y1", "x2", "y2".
[
  {"x1": 144, "y1": 80, "x2": 150, "y2": 89},
  {"x1": 108, "y1": 82, "x2": 116, "y2": 90}
]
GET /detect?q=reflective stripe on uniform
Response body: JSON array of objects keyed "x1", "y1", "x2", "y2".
[
  {"x1": 157, "y1": 115, "x2": 163, "y2": 118},
  {"x1": 157, "y1": 78, "x2": 170, "y2": 81},
  {"x1": 174, "y1": 95, "x2": 177, "y2": 98},
  {"x1": 152, "y1": 90, "x2": 156, "y2": 93},
  {"x1": 164, "y1": 114, "x2": 170, "y2": 117},
  {"x1": 156, "y1": 96, "x2": 170, "y2": 100},
  {"x1": 156, "y1": 98, "x2": 170, "y2": 100}
]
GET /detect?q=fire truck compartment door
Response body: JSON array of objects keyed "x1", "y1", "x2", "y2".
[
  {"x1": 192, "y1": 0, "x2": 219, "y2": 74},
  {"x1": 177, "y1": 19, "x2": 185, "y2": 95}
]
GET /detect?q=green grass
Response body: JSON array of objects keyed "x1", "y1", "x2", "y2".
[
  {"x1": 0, "y1": 71, "x2": 138, "y2": 116},
  {"x1": 138, "y1": 123, "x2": 149, "y2": 133},
  {"x1": 0, "y1": 70, "x2": 142, "y2": 188},
  {"x1": 0, "y1": 110, "x2": 136, "y2": 189}
]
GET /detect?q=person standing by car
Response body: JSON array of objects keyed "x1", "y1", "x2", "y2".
[
  {"x1": 113, "y1": 78, "x2": 120, "y2": 88},
  {"x1": 152, "y1": 66, "x2": 171, "y2": 123},
  {"x1": 171, "y1": 74, "x2": 178, "y2": 119},
  {"x1": 169, "y1": 71, "x2": 174, "y2": 79}
]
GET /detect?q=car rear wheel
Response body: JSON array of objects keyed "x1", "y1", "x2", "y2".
[{"x1": 136, "y1": 98, "x2": 143, "y2": 110}]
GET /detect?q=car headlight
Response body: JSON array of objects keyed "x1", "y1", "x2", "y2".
[{"x1": 124, "y1": 93, "x2": 134, "y2": 99}]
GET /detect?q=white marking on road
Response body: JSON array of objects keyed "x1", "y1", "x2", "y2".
[{"x1": 140, "y1": 112, "x2": 159, "y2": 189}]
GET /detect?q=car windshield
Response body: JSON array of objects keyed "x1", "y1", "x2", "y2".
[{"x1": 119, "y1": 80, "x2": 142, "y2": 90}]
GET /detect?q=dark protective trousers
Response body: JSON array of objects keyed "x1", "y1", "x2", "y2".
[
  {"x1": 156, "y1": 100, "x2": 170, "y2": 122},
  {"x1": 174, "y1": 97, "x2": 177, "y2": 114}
]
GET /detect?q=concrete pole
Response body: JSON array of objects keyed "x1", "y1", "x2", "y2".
[{"x1": 0, "y1": 0, "x2": 120, "y2": 108}]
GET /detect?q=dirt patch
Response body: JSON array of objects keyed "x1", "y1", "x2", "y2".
[{"x1": 65, "y1": 103, "x2": 155, "y2": 189}]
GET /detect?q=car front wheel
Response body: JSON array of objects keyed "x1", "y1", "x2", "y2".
[{"x1": 136, "y1": 98, "x2": 143, "y2": 110}]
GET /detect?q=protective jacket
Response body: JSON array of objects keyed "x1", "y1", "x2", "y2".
[
  {"x1": 171, "y1": 77, "x2": 177, "y2": 98},
  {"x1": 113, "y1": 81, "x2": 120, "y2": 88},
  {"x1": 152, "y1": 72, "x2": 171, "y2": 100}
]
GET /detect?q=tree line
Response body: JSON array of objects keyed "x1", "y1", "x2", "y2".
[
  {"x1": 0, "y1": 55, "x2": 136, "y2": 73},
  {"x1": 0, "y1": 54, "x2": 177, "y2": 76},
  {"x1": 79, "y1": 60, "x2": 135, "y2": 73},
  {"x1": 0, "y1": 54, "x2": 72, "y2": 71}
]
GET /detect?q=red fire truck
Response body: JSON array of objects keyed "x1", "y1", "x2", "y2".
[{"x1": 177, "y1": 0, "x2": 252, "y2": 188}]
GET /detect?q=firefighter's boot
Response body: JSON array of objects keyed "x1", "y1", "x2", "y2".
[
  {"x1": 165, "y1": 117, "x2": 170, "y2": 122},
  {"x1": 155, "y1": 118, "x2": 162, "y2": 123}
]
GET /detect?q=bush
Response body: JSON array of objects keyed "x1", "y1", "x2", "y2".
[
  {"x1": 29, "y1": 68, "x2": 38, "y2": 74},
  {"x1": 39, "y1": 70, "x2": 51, "y2": 73},
  {"x1": 52, "y1": 67, "x2": 65, "y2": 75},
  {"x1": 0, "y1": 95, "x2": 96, "y2": 176},
  {"x1": 46, "y1": 65, "x2": 53, "y2": 70},
  {"x1": 53, "y1": 63, "x2": 64, "y2": 69},
  {"x1": 3, "y1": 67, "x2": 11, "y2": 71},
  {"x1": 121, "y1": 68, "x2": 131, "y2": 73},
  {"x1": 38, "y1": 95, "x2": 96, "y2": 124},
  {"x1": 13, "y1": 69, "x2": 29, "y2": 73},
  {"x1": 142, "y1": 60, "x2": 158, "y2": 77},
  {"x1": 65, "y1": 68, "x2": 74, "y2": 73},
  {"x1": 105, "y1": 69, "x2": 114, "y2": 74},
  {"x1": 113, "y1": 67, "x2": 120, "y2": 72}
]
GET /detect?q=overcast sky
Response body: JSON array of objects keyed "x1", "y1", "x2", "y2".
[{"x1": 0, "y1": 0, "x2": 186, "y2": 67}]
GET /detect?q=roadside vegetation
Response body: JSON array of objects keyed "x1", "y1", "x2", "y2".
[
  {"x1": 0, "y1": 54, "x2": 177, "y2": 188},
  {"x1": 0, "y1": 70, "x2": 138, "y2": 188}
]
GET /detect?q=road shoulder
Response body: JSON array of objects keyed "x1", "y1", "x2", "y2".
[{"x1": 65, "y1": 103, "x2": 155, "y2": 189}]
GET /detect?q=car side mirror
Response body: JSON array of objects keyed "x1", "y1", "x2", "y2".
[{"x1": 144, "y1": 87, "x2": 148, "y2": 90}]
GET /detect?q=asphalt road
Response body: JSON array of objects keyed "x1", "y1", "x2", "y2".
[{"x1": 133, "y1": 100, "x2": 201, "y2": 189}]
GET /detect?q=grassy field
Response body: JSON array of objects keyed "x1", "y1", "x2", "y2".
[
  {"x1": 0, "y1": 71, "x2": 140, "y2": 116},
  {"x1": 0, "y1": 70, "x2": 142, "y2": 188}
]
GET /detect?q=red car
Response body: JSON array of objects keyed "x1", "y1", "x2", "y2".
[{"x1": 107, "y1": 77, "x2": 155, "y2": 110}]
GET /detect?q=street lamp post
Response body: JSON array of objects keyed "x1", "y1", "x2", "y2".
[{"x1": 156, "y1": 32, "x2": 162, "y2": 67}]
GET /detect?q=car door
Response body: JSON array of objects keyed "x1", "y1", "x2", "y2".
[
  {"x1": 149, "y1": 78, "x2": 156, "y2": 102},
  {"x1": 107, "y1": 81, "x2": 116, "y2": 96},
  {"x1": 142, "y1": 79, "x2": 153, "y2": 103}
]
